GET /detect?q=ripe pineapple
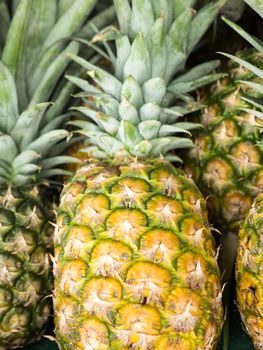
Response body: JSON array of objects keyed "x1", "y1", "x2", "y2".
[
  {"x1": 233, "y1": 2, "x2": 263, "y2": 348},
  {"x1": 185, "y1": 1, "x2": 263, "y2": 347},
  {"x1": 236, "y1": 194, "x2": 263, "y2": 350},
  {"x1": 0, "y1": 0, "x2": 114, "y2": 348},
  {"x1": 185, "y1": 12, "x2": 263, "y2": 232},
  {"x1": 54, "y1": 1, "x2": 227, "y2": 349},
  {"x1": 186, "y1": 52, "x2": 263, "y2": 231}
]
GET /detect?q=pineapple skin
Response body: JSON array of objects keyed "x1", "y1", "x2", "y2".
[
  {"x1": 0, "y1": 188, "x2": 52, "y2": 348},
  {"x1": 236, "y1": 193, "x2": 263, "y2": 350},
  {"x1": 185, "y1": 50, "x2": 263, "y2": 232},
  {"x1": 54, "y1": 158, "x2": 223, "y2": 350}
]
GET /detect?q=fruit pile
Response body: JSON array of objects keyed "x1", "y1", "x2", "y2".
[{"x1": 0, "y1": 0, "x2": 262, "y2": 349}]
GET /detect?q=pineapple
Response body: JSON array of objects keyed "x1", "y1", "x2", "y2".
[
  {"x1": 232, "y1": 2, "x2": 263, "y2": 348},
  {"x1": 54, "y1": 1, "x2": 227, "y2": 349},
  {"x1": 0, "y1": 0, "x2": 114, "y2": 348},
  {"x1": 186, "y1": 51, "x2": 263, "y2": 231},
  {"x1": 236, "y1": 194, "x2": 263, "y2": 350},
  {"x1": 185, "y1": 1, "x2": 263, "y2": 347},
  {"x1": 185, "y1": 9, "x2": 263, "y2": 233}
]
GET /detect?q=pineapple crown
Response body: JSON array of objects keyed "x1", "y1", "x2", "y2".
[
  {"x1": 220, "y1": 0, "x2": 263, "y2": 120},
  {"x1": 0, "y1": 0, "x2": 114, "y2": 189},
  {"x1": 67, "y1": 0, "x2": 227, "y2": 161}
]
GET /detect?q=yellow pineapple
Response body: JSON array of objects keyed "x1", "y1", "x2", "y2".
[
  {"x1": 54, "y1": 0, "x2": 227, "y2": 349},
  {"x1": 236, "y1": 194, "x2": 263, "y2": 350},
  {"x1": 186, "y1": 1, "x2": 263, "y2": 347},
  {"x1": 233, "y1": 2, "x2": 263, "y2": 349},
  {"x1": 55, "y1": 159, "x2": 223, "y2": 349}
]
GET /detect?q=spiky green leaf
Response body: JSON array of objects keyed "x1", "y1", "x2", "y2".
[
  {"x1": 115, "y1": 36, "x2": 131, "y2": 80},
  {"x1": 121, "y1": 76, "x2": 143, "y2": 108},
  {"x1": 58, "y1": 0, "x2": 75, "y2": 16},
  {"x1": 244, "y1": 0, "x2": 263, "y2": 18},
  {"x1": 223, "y1": 17, "x2": 263, "y2": 52},
  {"x1": 13, "y1": 150, "x2": 40, "y2": 169},
  {"x1": 29, "y1": 41, "x2": 65, "y2": 97},
  {"x1": 29, "y1": 41, "x2": 79, "y2": 106},
  {"x1": 68, "y1": 52, "x2": 122, "y2": 100},
  {"x1": 138, "y1": 120, "x2": 161, "y2": 139},
  {"x1": 140, "y1": 103, "x2": 161, "y2": 121},
  {"x1": 0, "y1": 3, "x2": 10, "y2": 54},
  {"x1": 171, "y1": 60, "x2": 221, "y2": 84},
  {"x1": 25, "y1": 130, "x2": 69, "y2": 155},
  {"x1": 11, "y1": 103, "x2": 50, "y2": 149},
  {"x1": 238, "y1": 108, "x2": 263, "y2": 120},
  {"x1": 188, "y1": 0, "x2": 227, "y2": 53},
  {"x1": 169, "y1": 73, "x2": 226, "y2": 94},
  {"x1": 220, "y1": 52, "x2": 263, "y2": 79},
  {"x1": 238, "y1": 80, "x2": 263, "y2": 95},
  {"x1": 123, "y1": 33, "x2": 151, "y2": 84},
  {"x1": 2, "y1": 0, "x2": 56, "y2": 110},
  {"x1": 159, "y1": 125, "x2": 191, "y2": 137},
  {"x1": 117, "y1": 120, "x2": 142, "y2": 146},
  {"x1": 142, "y1": 78, "x2": 166, "y2": 104},
  {"x1": 0, "y1": 62, "x2": 18, "y2": 133},
  {"x1": 40, "y1": 115, "x2": 70, "y2": 135},
  {"x1": 42, "y1": 0, "x2": 97, "y2": 50},
  {"x1": 151, "y1": 0, "x2": 173, "y2": 31},
  {"x1": 119, "y1": 99, "x2": 140, "y2": 124},
  {"x1": 78, "y1": 6, "x2": 116, "y2": 41},
  {"x1": 73, "y1": 107, "x2": 119, "y2": 135},
  {"x1": 146, "y1": 17, "x2": 166, "y2": 78},
  {"x1": 173, "y1": 0, "x2": 196, "y2": 17},
  {"x1": 39, "y1": 156, "x2": 80, "y2": 169},
  {"x1": 169, "y1": 8, "x2": 192, "y2": 54},
  {"x1": 151, "y1": 136, "x2": 193, "y2": 156},
  {"x1": 0, "y1": 135, "x2": 17, "y2": 162},
  {"x1": 130, "y1": 0, "x2": 155, "y2": 38},
  {"x1": 113, "y1": 0, "x2": 131, "y2": 36}
]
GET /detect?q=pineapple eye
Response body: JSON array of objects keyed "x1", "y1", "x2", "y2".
[{"x1": 0, "y1": 209, "x2": 15, "y2": 226}]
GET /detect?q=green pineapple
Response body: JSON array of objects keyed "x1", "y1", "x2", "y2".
[
  {"x1": 0, "y1": 0, "x2": 114, "y2": 348},
  {"x1": 54, "y1": 0, "x2": 227, "y2": 349}
]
